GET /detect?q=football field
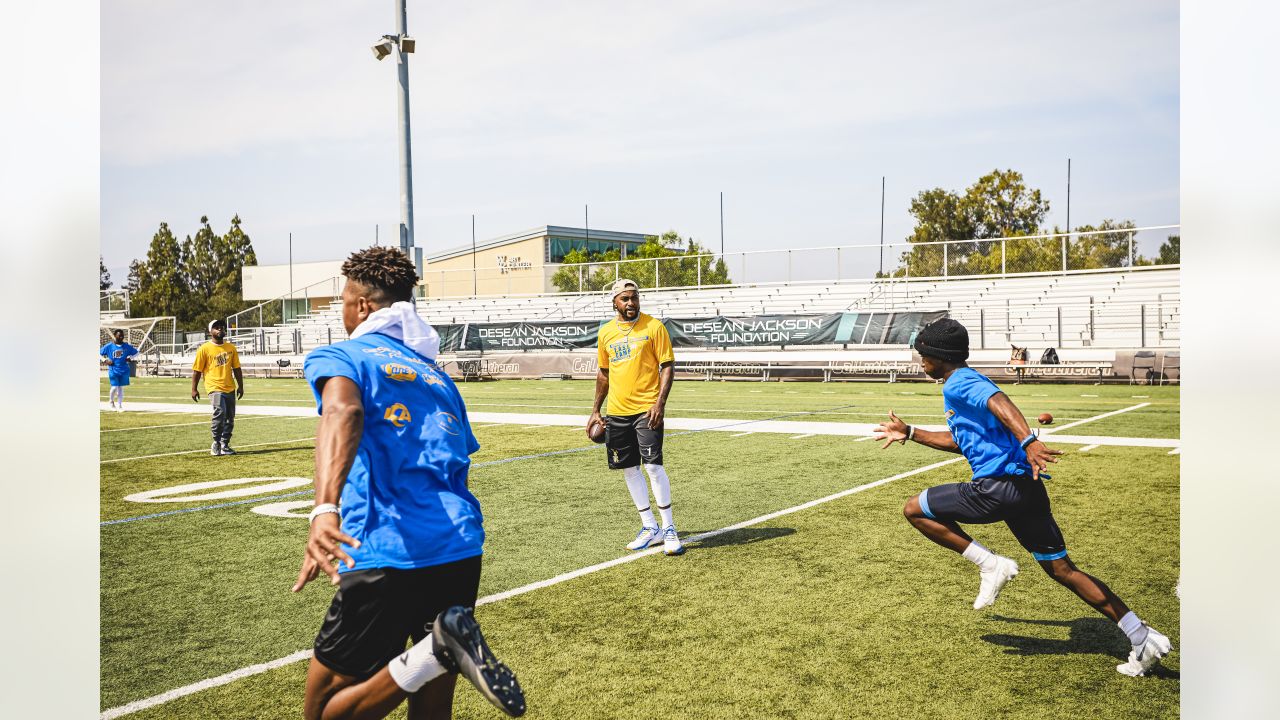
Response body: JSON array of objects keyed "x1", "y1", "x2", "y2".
[{"x1": 100, "y1": 377, "x2": 1180, "y2": 719}]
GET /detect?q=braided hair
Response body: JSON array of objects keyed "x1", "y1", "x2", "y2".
[{"x1": 341, "y1": 246, "x2": 419, "y2": 304}]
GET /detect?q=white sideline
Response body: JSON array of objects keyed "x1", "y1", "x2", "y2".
[
  {"x1": 99, "y1": 456, "x2": 965, "y2": 719},
  {"x1": 100, "y1": 402, "x2": 1180, "y2": 451}
]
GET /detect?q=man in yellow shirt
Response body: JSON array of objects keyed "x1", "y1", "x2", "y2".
[
  {"x1": 191, "y1": 318, "x2": 245, "y2": 456},
  {"x1": 588, "y1": 279, "x2": 684, "y2": 556}
]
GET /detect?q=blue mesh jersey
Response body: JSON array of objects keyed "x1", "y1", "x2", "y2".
[
  {"x1": 100, "y1": 342, "x2": 138, "y2": 376},
  {"x1": 941, "y1": 368, "x2": 1032, "y2": 480},
  {"x1": 304, "y1": 333, "x2": 484, "y2": 572}
]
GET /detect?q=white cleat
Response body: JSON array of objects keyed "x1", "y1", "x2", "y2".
[
  {"x1": 662, "y1": 525, "x2": 685, "y2": 556},
  {"x1": 626, "y1": 526, "x2": 661, "y2": 551},
  {"x1": 1116, "y1": 627, "x2": 1172, "y2": 677},
  {"x1": 973, "y1": 556, "x2": 1019, "y2": 610}
]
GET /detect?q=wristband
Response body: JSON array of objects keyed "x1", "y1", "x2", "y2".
[
  {"x1": 308, "y1": 503, "x2": 340, "y2": 524},
  {"x1": 1020, "y1": 433, "x2": 1037, "y2": 449},
  {"x1": 906, "y1": 425, "x2": 916, "y2": 442}
]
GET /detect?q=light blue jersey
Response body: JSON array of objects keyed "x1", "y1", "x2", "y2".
[
  {"x1": 304, "y1": 333, "x2": 484, "y2": 572},
  {"x1": 941, "y1": 368, "x2": 1032, "y2": 480},
  {"x1": 100, "y1": 342, "x2": 138, "y2": 386}
]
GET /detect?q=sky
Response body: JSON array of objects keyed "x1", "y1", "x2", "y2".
[{"x1": 101, "y1": 0, "x2": 1178, "y2": 286}]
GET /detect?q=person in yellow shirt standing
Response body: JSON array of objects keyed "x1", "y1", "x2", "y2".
[
  {"x1": 191, "y1": 318, "x2": 245, "y2": 456},
  {"x1": 588, "y1": 279, "x2": 684, "y2": 556}
]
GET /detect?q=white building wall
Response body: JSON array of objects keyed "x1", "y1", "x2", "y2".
[{"x1": 242, "y1": 260, "x2": 345, "y2": 300}]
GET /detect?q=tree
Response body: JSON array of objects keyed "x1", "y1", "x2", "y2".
[
  {"x1": 889, "y1": 169, "x2": 1051, "y2": 277},
  {"x1": 550, "y1": 230, "x2": 730, "y2": 293},
  {"x1": 130, "y1": 222, "x2": 191, "y2": 321},
  {"x1": 1155, "y1": 235, "x2": 1179, "y2": 264},
  {"x1": 1065, "y1": 219, "x2": 1140, "y2": 269},
  {"x1": 100, "y1": 256, "x2": 112, "y2": 291}
]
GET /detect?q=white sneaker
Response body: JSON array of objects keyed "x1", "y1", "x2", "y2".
[
  {"x1": 973, "y1": 556, "x2": 1018, "y2": 609},
  {"x1": 1116, "y1": 627, "x2": 1172, "y2": 677},
  {"x1": 662, "y1": 525, "x2": 685, "y2": 556},
  {"x1": 210, "y1": 442, "x2": 222, "y2": 456},
  {"x1": 626, "y1": 526, "x2": 661, "y2": 551}
]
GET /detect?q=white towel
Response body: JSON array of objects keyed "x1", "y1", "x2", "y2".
[{"x1": 349, "y1": 301, "x2": 440, "y2": 361}]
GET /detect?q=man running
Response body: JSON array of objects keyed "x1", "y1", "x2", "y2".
[
  {"x1": 875, "y1": 318, "x2": 1172, "y2": 676},
  {"x1": 191, "y1": 318, "x2": 244, "y2": 456},
  {"x1": 588, "y1": 278, "x2": 684, "y2": 556},
  {"x1": 100, "y1": 328, "x2": 138, "y2": 412},
  {"x1": 292, "y1": 246, "x2": 524, "y2": 720}
]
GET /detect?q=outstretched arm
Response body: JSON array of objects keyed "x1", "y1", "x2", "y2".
[
  {"x1": 875, "y1": 410, "x2": 961, "y2": 453},
  {"x1": 292, "y1": 376, "x2": 363, "y2": 592},
  {"x1": 987, "y1": 392, "x2": 1062, "y2": 480}
]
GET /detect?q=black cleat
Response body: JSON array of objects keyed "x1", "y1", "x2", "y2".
[{"x1": 432, "y1": 606, "x2": 526, "y2": 717}]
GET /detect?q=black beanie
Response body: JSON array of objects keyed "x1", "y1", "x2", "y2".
[{"x1": 914, "y1": 318, "x2": 969, "y2": 362}]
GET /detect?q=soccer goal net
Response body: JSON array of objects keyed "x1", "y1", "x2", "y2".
[{"x1": 99, "y1": 316, "x2": 178, "y2": 373}]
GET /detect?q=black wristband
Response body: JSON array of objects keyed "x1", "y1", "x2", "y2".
[{"x1": 1020, "y1": 433, "x2": 1037, "y2": 449}]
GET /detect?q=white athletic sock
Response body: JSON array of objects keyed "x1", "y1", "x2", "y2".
[
  {"x1": 117, "y1": 387, "x2": 125, "y2": 408},
  {"x1": 109, "y1": 387, "x2": 119, "y2": 406},
  {"x1": 1118, "y1": 611, "x2": 1149, "y2": 646},
  {"x1": 623, "y1": 467, "x2": 657, "y2": 528},
  {"x1": 961, "y1": 541, "x2": 998, "y2": 572},
  {"x1": 387, "y1": 633, "x2": 448, "y2": 693},
  {"x1": 643, "y1": 464, "x2": 674, "y2": 527}
]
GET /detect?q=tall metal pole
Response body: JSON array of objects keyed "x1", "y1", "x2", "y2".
[
  {"x1": 395, "y1": 0, "x2": 415, "y2": 255},
  {"x1": 584, "y1": 204, "x2": 589, "y2": 252},
  {"x1": 471, "y1": 214, "x2": 477, "y2": 296},
  {"x1": 375, "y1": 223, "x2": 379, "y2": 246},
  {"x1": 1064, "y1": 158, "x2": 1071, "y2": 271},
  {"x1": 288, "y1": 232, "x2": 293, "y2": 297},
  {"x1": 879, "y1": 176, "x2": 885, "y2": 277},
  {"x1": 720, "y1": 191, "x2": 724, "y2": 257}
]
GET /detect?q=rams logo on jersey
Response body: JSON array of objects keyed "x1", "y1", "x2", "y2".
[
  {"x1": 382, "y1": 363, "x2": 418, "y2": 382},
  {"x1": 435, "y1": 411, "x2": 463, "y2": 436},
  {"x1": 384, "y1": 403, "x2": 412, "y2": 428}
]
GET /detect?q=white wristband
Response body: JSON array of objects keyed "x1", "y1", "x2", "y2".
[
  {"x1": 906, "y1": 425, "x2": 916, "y2": 442},
  {"x1": 308, "y1": 503, "x2": 340, "y2": 524}
]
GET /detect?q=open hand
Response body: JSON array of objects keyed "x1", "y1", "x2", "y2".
[
  {"x1": 291, "y1": 513, "x2": 361, "y2": 592},
  {"x1": 1024, "y1": 439, "x2": 1063, "y2": 480},
  {"x1": 875, "y1": 410, "x2": 909, "y2": 449}
]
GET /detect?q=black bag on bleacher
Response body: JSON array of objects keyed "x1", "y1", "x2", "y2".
[{"x1": 1040, "y1": 347, "x2": 1060, "y2": 364}]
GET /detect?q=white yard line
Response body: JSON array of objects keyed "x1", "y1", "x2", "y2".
[
  {"x1": 730, "y1": 431, "x2": 756, "y2": 437},
  {"x1": 1042, "y1": 403, "x2": 1150, "y2": 434},
  {"x1": 855, "y1": 435, "x2": 879, "y2": 442},
  {"x1": 1168, "y1": 448, "x2": 1180, "y2": 455},
  {"x1": 101, "y1": 417, "x2": 276, "y2": 433},
  {"x1": 100, "y1": 456, "x2": 965, "y2": 720},
  {"x1": 789, "y1": 433, "x2": 815, "y2": 439},
  {"x1": 1078, "y1": 444, "x2": 1100, "y2": 452}
]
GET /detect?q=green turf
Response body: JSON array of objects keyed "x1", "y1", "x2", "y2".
[{"x1": 101, "y1": 378, "x2": 1179, "y2": 717}]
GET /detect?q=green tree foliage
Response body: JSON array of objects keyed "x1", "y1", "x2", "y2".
[
  {"x1": 1156, "y1": 235, "x2": 1179, "y2": 264},
  {"x1": 100, "y1": 256, "x2": 112, "y2": 291},
  {"x1": 128, "y1": 215, "x2": 259, "y2": 327},
  {"x1": 1065, "y1": 219, "x2": 1141, "y2": 269},
  {"x1": 550, "y1": 230, "x2": 730, "y2": 293}
]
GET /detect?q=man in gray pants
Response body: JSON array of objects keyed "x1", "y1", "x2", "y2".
[{"x1": 191, "y1": 319, "x2": 245, "y2": 455}]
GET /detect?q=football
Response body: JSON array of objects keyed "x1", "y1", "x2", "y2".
[
  {"x1": 1037, "y1": 413, "x2": 1053, "y2": 425},
  {"x1": 586, "y1": 419, "x2": 607, "y2": 444}
]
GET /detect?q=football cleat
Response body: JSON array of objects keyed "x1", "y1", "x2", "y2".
[
  {"x1": 432, "y1": 606, "x2": 526, "y2": 717},
  {"x1": 1116, "y1": 627, "x2": 1172, "y2": 677},
  {"x1": 220, "y1": 444, "x2": 236, "y2": 456},
  {"x1": 626, "y1": 526, "x2": 662, "y2": 551},
  {"x1": 973, "y1": 556, "x2": 1018, "y2": 609},
  {"x1": 210, "y1": 442, "x2": 222, "y2": 456},
  {"x1": 662, "y1": 525, "x2": 685, "y2": 556}
]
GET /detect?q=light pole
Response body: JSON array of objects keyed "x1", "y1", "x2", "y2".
[{"x1": 371, "y1": 0, "x2": 420, "y2": 277}]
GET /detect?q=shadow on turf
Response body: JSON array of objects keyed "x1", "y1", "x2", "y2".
[
  {"x1": 982, "y1": 615, "x2": 1180, "y2": 679},
  {"x1": 684, "y1": 526, "x2": 795, "y2": 550}
]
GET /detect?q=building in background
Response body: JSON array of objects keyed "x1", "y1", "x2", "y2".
[{"x1": 242, "y1": 225, "x2": 652, "y2": 312}]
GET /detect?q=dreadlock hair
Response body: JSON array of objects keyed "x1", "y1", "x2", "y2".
[{"x1": 341, "y1": 246, "x2": 419, "y2": 304}]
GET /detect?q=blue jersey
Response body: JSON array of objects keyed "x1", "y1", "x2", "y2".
[
  {"x1": 304, "y1": 333, "x2": 484, "y2": 572},
  {"x1": 941, "y1": 368, "x2": 1032, "y2": 480},
  {"x1": 100, "y1": 342, "x2": 138, "y2": 374}
]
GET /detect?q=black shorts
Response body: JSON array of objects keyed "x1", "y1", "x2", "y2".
[
  {"x1": 919, "y1": 477, "x2": 1067, "y2": 561},
  {"x1": 606, "y1": 412, "x2": 664, "y2": 469},
  {"x1": 313, "y1": 555, "x2": 482, "y2": 680}
]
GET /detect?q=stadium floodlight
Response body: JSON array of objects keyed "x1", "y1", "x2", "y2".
[
  {"x1": 371, "y1": 37, "x2": 395, "y2": 61},
  {"x1": 400, "y1": 36, "x2": 416, "y2": 53}
]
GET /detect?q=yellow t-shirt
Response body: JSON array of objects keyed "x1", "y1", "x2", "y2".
[
  {"x1": 192, "y1": 341, "x2": 241, "y2": 393},
  {"x1": 597, "y1": 313, "x2": 674, "y2": 416}
]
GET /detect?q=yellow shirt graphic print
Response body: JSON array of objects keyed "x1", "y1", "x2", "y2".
[
  {"x1": 597, "y1": 313, "x2": 674, "y2": 416},
  {"x1": 192, "y1": 341, "x2": 241, "y2": 393}
]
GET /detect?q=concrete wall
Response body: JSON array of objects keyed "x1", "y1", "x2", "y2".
[{"x1": 242, "y1": 260, "x2": 344, "y2": 301}]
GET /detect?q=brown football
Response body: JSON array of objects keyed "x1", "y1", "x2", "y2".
[
  {"x1": 1037, "y1": 413, "x2": 1053, "y2": 425},
  {"x1": 587, "y1": 419, "x2": 607, "y2": 444}
]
